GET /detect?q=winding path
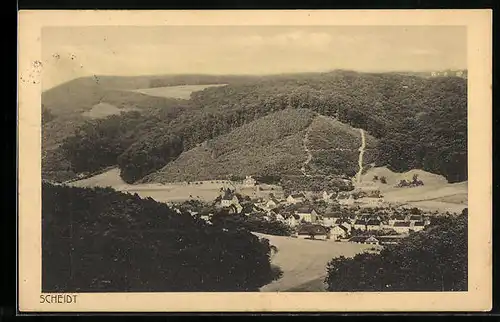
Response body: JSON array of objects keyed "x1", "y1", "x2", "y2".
[
  {"x1": 355, "y1": 129, "x2": 366, "y2": 183},
  {"x1": 301, "y1": 127, "x2": 313, "y2": 177}
]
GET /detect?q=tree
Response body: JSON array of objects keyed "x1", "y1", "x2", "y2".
[
  {"x1": 380, "y1": 176, "x2": 387, "y2": 184},
  {"x1": 325, "y1": 212, "x2": 467, "y2": 291}
]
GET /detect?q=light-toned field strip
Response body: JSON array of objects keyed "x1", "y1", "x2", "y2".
[{"x1": 253, "y1": 233, "x2": 375, "y2": 292}]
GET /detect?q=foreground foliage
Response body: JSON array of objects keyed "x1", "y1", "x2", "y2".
[
  {"x1": 42, "y1": 183, "x2": 280, "y2": 292},
  {"x1": 325, "y1": 212, "x2": 467, "y2": 291}
]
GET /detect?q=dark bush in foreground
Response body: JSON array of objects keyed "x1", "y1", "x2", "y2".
[
  {"x1": 42, "y1": 183, "x2": 279, "y2": 292},
  {"x1": 325, "y1": 212, "x2": 467, "y2": 291}
]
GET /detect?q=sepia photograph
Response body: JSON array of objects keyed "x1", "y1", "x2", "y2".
[{"x1": 18, "y1": 10, "x2": 491, "y2": 312}]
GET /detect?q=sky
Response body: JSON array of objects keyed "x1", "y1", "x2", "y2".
[{"x1": 42, "y1": 26, "x2": 467, "y2": 90}]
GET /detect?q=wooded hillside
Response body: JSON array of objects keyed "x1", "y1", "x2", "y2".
[{"x1": 44, "y1": 70, "x2": 467, "y2": 184}]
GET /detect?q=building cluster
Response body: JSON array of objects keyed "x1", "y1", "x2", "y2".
[{"x1": 200, "y1": 183, "x2": 434, "y2": 245}]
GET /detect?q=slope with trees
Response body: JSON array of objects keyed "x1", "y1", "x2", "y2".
[
  {"x1": 42, "y1": 182, "x2": 280, "y2": 292},
  {"x1": 47, "y1": 70, "x2": 467, "y2": 184}
]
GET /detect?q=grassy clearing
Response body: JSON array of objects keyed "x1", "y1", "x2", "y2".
[{"x1": 130, "y1": 84, "x2": 228, "y2": 99}]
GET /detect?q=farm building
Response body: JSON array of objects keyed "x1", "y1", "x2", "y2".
[
  {"x1": 411, "y1": 221, "x2": 426, "y2": 232},
  {"x1": 366, "y1": 219, "x2": 382, "y2": 231},
  {"x1": 297, "y1": 224, "x2": 330, "y2": 240},
  {"x1": 377, "y1": 235, "x2": 407, "y2": 245},
  {"x1": 330, "y1": 225, "x2": 349, "y2": 240},
  {"x1": 287, "y1": 193, "x2": 307, "y2": 204},
  {"x1": 349, "y1": 235, "x2": 380, "y2": 245},
  {"x1": 393, "y1": 221, "x2": 412, "y2": 234},
  {"x1": 353, "y1": 220, "x2": 367, "y2": 231},
  {"x1": 284, "y1": 214, "x2": 300, "y2": 227},
  {"x1": 295, "y1": 206, "x2": 319, "y2": 223},
  {"x1": 243, "y1": 175, "x2": 257, "y2": 187}
]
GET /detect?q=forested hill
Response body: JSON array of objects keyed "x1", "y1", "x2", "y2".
[{"x1": 45, "y1": 70, "x2": 467, "y2": 184}]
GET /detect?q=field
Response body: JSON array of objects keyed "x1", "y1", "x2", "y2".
[
  {"x1": 357, "y1": 166, "x2": 468, "y2": 213},
  {"x1": 81, "y1": 102, "x2": 139, "y2": 119},
  {"x1": 130, "y1": 84, "x2": 228, "y2": 99},
  {"x1": 254, "y1": 233, "x2": 375, "y2": 292},
  {"x1": 68, "y1": 167, "x2": 283, "y2": 203}
]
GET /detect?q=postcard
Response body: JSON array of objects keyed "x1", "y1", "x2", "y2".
[{"x1": 18, "y1": 9, "x2": 492, "y2": 312}]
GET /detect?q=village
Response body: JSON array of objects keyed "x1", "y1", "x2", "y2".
[{"x1": 170, "y1": 175, "x2": 446, "y2": 247}]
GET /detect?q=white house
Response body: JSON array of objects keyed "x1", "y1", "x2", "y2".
[
  {"x1": 364, "y1": 236, "x2": 380, "y2": 245},
  {"x1": 411, "y1": 221, "x2": 426, "y2": 232},
  {"x1": 329, "y1": 225, "x2": 349, "y2": 240},
  {"x1": 366, "y1": 219, "x2": 382, "y2": 231},
  {"x1": 285, "y1": 214, "x2": 300, "y2": 227},
  {"x1": 265, "y1": 198, "x2": 280, "y2": 210},
  {"x1": 295, "y1": 206, "x2": 319, "y2": 223},
  {"x1": 219, "y1": 192, "x2": 243, "y2": 214},
  {"x1": 353, "y1": 220, "x2": 367, "y2": 231},
  {"x1": 287, "y1": 193, "x2": 306, "y2": 204},
  {"x1": 393, "y1": 221, "x2": 412, "y2": 234},
  {"x1": 340, "y1": 222, "x2": 352, "y2": 233},
  {"x1": 243, "y1": 175, "x2": 257, "y2": 187},
  {"x1": 321, "y1": 212, "x2": 340, "y2": 227}
]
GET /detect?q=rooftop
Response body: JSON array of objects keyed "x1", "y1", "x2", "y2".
[{"x1": 394, "y1": 221, "x2": 411, "y2": 227}]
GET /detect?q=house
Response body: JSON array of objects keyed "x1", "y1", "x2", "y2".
[
  {"x1": 265, "y1": 198, "x2": 280, "y2": 210},
  {"x1": 330, "y1": 225, "x2": 349, "y2": 240},
  {"x1": 389, "y1": 214, "x2": 406, "y2": 226},
  {"x1": 285, "y1": 214, "x2": 300, "y2": 227},
  {"x1": 353, "y1": 220, "x2": 367, "y2": 231},
  {"x1": 408, "y1": 215, "x2": 423, "y2": 223},
  {"x1": 322, "y1": 191, "x2": 335, "y2": 203},
  {"x1": 287, "y1": 193, "x2": 306, "y2": 204},
  {"x1": 337, "y1": 193, "x2": 355, "y2": 206},
  {"x1": 348, "y1": 235, "x2": 379, "y2": 245},
  {"x1": 322, "y1": 212, "x2": 340, "y2": 227},
  {"x1": 295, "y1": 207, "x2": 318, "y2": 223},
  {"x1": 366, "y1": 219, "x2": 382, "y2": 231},
  {"x1": 297, "y1": 224, "x2": 330, "y2": 240},
  {"x1": 243, "y1": 175, "x2": 257, "y2": 187},
  {"x1": 393, "y1": 221, "x2": 412, "y2": 234},
  {"x1": 275, "y1": 213, "x2": 285, "y2": 222},
  {"x1": 295, "y1": 206, "x2": 319, "y2": 223},
  {"x1": 411, "y1": 221, "x2": 426, "y2": 232},
  {"x1": 340, "y1": 221, "x2": 352, "y2": 234},
  {"x1": 378, "y1": 235, "x2": 406, "y2": 245},
  {"x1": 364, "y1": 236, "x2": 380, "y2": 245},
  {"x1": 219, "y1": 191, "x2": 243, "y2": 214}
]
